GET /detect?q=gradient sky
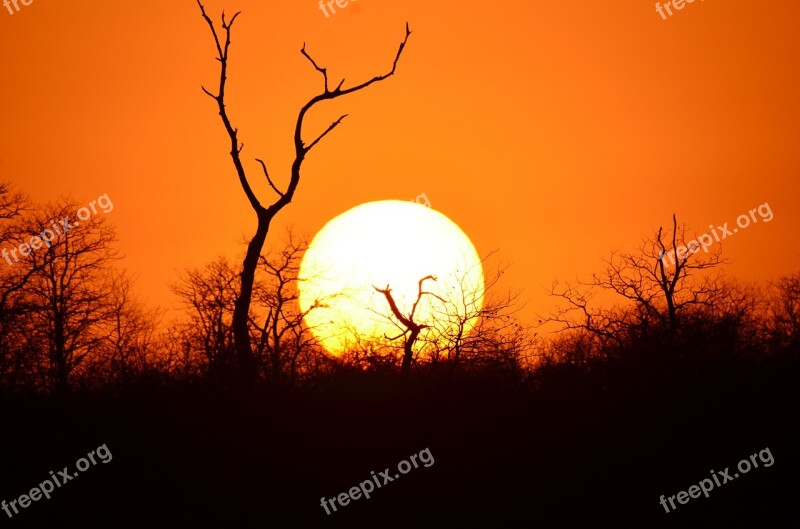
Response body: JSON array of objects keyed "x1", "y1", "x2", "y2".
[{"x1": 2, "y1": 0, "x2": 798, "y2": 324}]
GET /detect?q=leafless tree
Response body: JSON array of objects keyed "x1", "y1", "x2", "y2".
[
  {"x1": 0, "y1": 183, "x2": 42, "y2": 321},
  {"x1": 170, "y1": 257, "x2": 239, "y2": 377},
  {"x1": 251, "y1": 231, "x2": 329, "y2": 384},
  {"x1": 545, "y1": 214, "x2": 733, "y2": 358},
  {"x1": 94, "y1": 271, "x2": 163, "y2": 386},
  {"x1": 331, "y1": 319, "x2": 398, "y2": 372},
  {"x1": 766, "y1": 273, "x2": 800, "y2": 359},
  {"x1": 0, "y1": 182, "x2": 34, "y2": 390},
  {"x1": 155, "y1": 321, "x2": 208, "y2": 380},
  {"x1": 374, "y1": 275, "x2": 443, "y2": 376},
  {"x1": 20, "y1": 202, "x2": 120, "y2": 394},
  {"x1": 196, "y1": 2, "x2": 412, "y2": 384},
  {"x1": 423, "y1": 255, "x2": 528, "y2": 369}
]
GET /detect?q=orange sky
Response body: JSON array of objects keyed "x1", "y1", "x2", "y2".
[{"x1": 2, "y1": 0, "x2": 799, "y2": 324}]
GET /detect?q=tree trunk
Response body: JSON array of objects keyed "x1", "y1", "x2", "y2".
[
  {"x1": 402, "y1": 328, "x2": 420, "y2": 376},
  {"x1": 53, "y1": 313, "x2": 68, "y2": 395},
  {"x1": 232, "y1": 212, "x2": 270, "y2": 386}
]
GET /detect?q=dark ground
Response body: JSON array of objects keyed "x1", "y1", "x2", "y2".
[{"x1": 0, "y1": 355, "x2": 797, "y2": 528}]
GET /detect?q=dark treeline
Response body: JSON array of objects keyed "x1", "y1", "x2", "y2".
[
  {"x1": 0, "y1": 183, "x2": 797, "y2": 396},
  {"x1": 0, "y1": 185, "x2": 797, "y2": 526},
  {"x1": 0, "y1": 182, "x2": 534, "y2": 395}
]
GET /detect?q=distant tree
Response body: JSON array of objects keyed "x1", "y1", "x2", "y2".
[
  {"x1": 767, "y1": 273, "x2": 800, "y2": 359},
  {"x1": 251, "y1": 231, "x2": 329, "y2": 384},
  {"x1": 196, "y1": 2, "x2": 412, "y2": 385},
  {"x1": 20, "y1": 201, "x2": 120, "y2": 394},
  {"x1": 455, "y1": 301, "x2": 533, "y2": 375},
  {"x1": 333, "y1": 319, "x2": 399, "y2": 373},
  {"x1": 170, "y1": 257, "x2": 239, "y2": 378},
  {"x1": 0, "y1": 182, "x2": 34, "y2": 391},
  {"x1": 424, "y1": 256, "x2": 529, "y2": 370},
  {"x1": 92, "y1": 271, "x2": 163, "y2": 386},
  {"x1": 545, "y1": 214, "x2": 735, "y2": 359},
  {"x1": 0, "y1": 182, "x2": 31, "y2": 302},
  {"x1": 155, "y1": 321, "x2": 209, "y2": 381}
]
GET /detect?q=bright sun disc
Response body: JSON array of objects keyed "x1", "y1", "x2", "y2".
[{"x1": 298, "y1": 200, "x2": 484, "y2": 356}]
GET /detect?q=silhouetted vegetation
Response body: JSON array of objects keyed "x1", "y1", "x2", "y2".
[
  {"x1": 196, "y1": 2, "x2": 412, "y2": 387},
  {"x1": 1, "y1": 185, "x2": 797, "y2": 525}
]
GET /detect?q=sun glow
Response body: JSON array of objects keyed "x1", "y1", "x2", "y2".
[{"x1": 298, "y1": 200, "x2": 484, "y2": 356}]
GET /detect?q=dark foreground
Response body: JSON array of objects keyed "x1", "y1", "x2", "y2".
[{"x1": 1, "y1": 356, "x2": 797, "y2": 528}]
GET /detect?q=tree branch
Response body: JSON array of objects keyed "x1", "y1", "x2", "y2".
[
  {"x1": 255, "y1": 158, "x2": 284, "y2": 198},
  {"x1": 291, "y1": 22, "x2": 412, "y2": 167},
  {"x1": 197, "y1": 1, "x2": 263, "y2": 214}
]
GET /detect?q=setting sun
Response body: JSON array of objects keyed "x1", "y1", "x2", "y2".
[{"x1": 298, "y1": 200, "x2": 484, "y2": 355}]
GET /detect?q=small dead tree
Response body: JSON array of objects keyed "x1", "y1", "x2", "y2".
[
  {"x1": 197, "y1": 2, "x2": 412, "y2": 384},
  {"x1": 374, "y1": 275, "x2": 443, "y2": 376}
]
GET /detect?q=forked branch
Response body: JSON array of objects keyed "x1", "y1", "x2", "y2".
[
  {"x1": 197, "y1": 1, "x2": 261, "y2": 212},
  {"x1": 294, "y1": 23, "x2": 412, "y2": 161}
]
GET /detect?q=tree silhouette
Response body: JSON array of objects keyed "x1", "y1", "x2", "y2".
[
  {"x1": 0, "y1": 183, "x2": 35, "y2": 390},
  {"x1": 87, "y1": 270, "x2": 163, "y2": 387},
  {"x1": 196, "y1": 2, "x2": 412, "y2": 385},
  {"x1": 171, "y1": 257, "x2": 239, "y2": 378},
  {"x1": 546, "y1": 214, "x2": 735, "y2": 359},
  {"x1": 22, "y1": 202, "x2": 120, "y2": 394},
  {"x1": 252, "y1": 232, "x2": 331, "y2": 384},
  {"x1": 768, "y1": 273, "x2": 800, "y2": 360},
  {"x1": 423, "y1": 255, "x2": 527, "y2": 369},
  {"x1": 374, "y1": 275, "x2": 443, "y2": 376}
]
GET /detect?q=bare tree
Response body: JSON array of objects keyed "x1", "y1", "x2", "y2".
[
  {"x1": 545, "y1": 214, "x2": 731, "y2": 357},
  {"x1": 155, "y1": 321, "x2": 208, "y2": 381},
  {"x1": 335, "y1": 320, "x2": 400, "y2": 373},
  {"x1": 767, "y1": 273, "x2": 800, "y2": 359},
  {"x1": 0, "y1": 182, "x2": 34, "y2": 390},
  {"x1": 96, "y1": 271, "x2": 163, "y2": 385},
  {"x1": 250, "y1": 232, "x2": 329, "y2": 384},
  {"x1": 0, "y1": 183, "x2": 41, "y2": 321},
  {"x1": 170, "y1": 257, "x2": 239, "y2": 377},
  {"x1": 374, "y1": 275, "x2": 443, "y2": 376},
  {"x1": 196, "y1": 2, "x2": 412, "y2": 384},
  {"x1": 424, "y1": 255, "x2": 526, "y2": 369},
  {"x1": 21, "y1": 202, "x2": 119, "y2": 394}
]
